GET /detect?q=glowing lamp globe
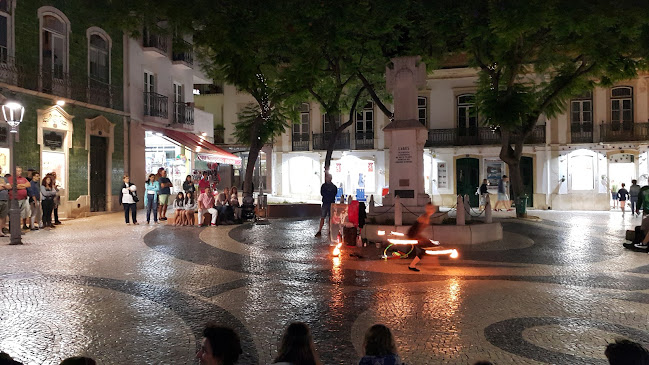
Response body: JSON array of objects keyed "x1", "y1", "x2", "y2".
[{"x1": 2, "y1": 102, "x2": 25, "y2": 133}]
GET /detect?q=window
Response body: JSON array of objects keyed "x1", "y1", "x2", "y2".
[
  {"x1": 40, "y1": 13, "x2": 68, "y2": 79},
  {"x1": 88, "y1": 29, "x2": 111, "y2": 84},
  {"x1": 0, "y1": 0, "x2": 12, "y2": 64},
  {"x1": 611, "y1": 86, "x2": 633, "y2": 131},
  {"x1": 293, "y1": 103, "x2": 310, "y2": 135},
  {"x1": 571, "y1": 92, "x2": 592, "y2": 124},
  {"x1": 457, "y1": 94, "x2": 477, "y2": 136},
  {"x1": 322, "y1": 114, "x2": 340, "y2": 134},
  {"x1": 143, "y1": 71, "x2": 155, "y2": 114},
  {"x1": 355, "y1": 102, "x2": 374, "y2": 135},
  {"x1": 418, "y1": 96, "x2": 427, "y2": 126}
]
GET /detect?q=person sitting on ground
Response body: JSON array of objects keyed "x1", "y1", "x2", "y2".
[
  {"x1": 605, "y1": 338, "x2": 649, "y2": 365},
  {"x1": 195, "y1": 324, "x2": 242, "y2": 365},
  {"x1": 184, "y1": 191, "x2": 197, "y2": 226},
  {"x1": 172, "y1": 192, "x2": 185, "y2": 226},
  {"x1": 59, "y1": 357, "x2": 96, "y2": 365},
  {"x1": 198, "y1": 187, "x2": 218, "y2": 226},
  {"x1": 359, "y1": 324, "x2": 401, "y2": 365},
  {"x1": 273, "y1": 322, "x2": 322, "y2": 365}
]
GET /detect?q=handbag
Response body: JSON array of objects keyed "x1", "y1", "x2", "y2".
[{"x1": 127, "y1": 183, "x2": 139, "y2": 202}]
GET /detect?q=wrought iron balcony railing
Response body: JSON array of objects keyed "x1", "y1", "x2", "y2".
[
  {"x1": 144, "y1": 92, "x2": 169, "y2": 118},
  {"x1": 143, "y1": 26, "x2": 169, "y2": 54},
  {"x1": 292, "y1": 132, "x2": 310, "y2": 151},
  {"x1": 173, "y1": 102, "x2": 194, "y2": 125},
  {"x1": 427, "y1": 125, "x2": 546, "y2": 147},
  {"x1": 312, "y1": 132, "x2": 350, "y2": 150},
  {"x1": 600, "y1": 122, "x2": 649, "y2": 142},
  {"x1": 570, "y1": 122, "x2": 593, "y2": 143},
  {"x1": 172, "y1": 39, "x2": 193, "y2": 66},
  {"x1": 354, "y1": 131, "x2": 374, "y2": 150}
]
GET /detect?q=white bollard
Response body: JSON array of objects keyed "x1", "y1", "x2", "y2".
[
  {"x1": 456, "y1": 195, "x2": 465, "y2": 226},
  {"x1": 485, "y1": 194, "x2": 492, "y2": 223},
  {"x1": 394, "y1": 195, "x2": 402, "y2": 226},
  {"x1": 464, "y1": 194, "x2": 471, "y2": 222}
]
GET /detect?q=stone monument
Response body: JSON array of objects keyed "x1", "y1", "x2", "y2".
[{"x1": 381, "y1": 56, "x2": 430, "y2": 223}]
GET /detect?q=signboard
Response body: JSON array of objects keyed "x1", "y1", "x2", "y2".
[
  {"x1": 43, "y1": 131, "x2": 64, "y2": 151},
  {"x1": 395, "y1": 146, "x2": 413, "y2": 164},
  {"x1": 437, "y1": 162, "x2": 448, "y2": 189},
  {"x1": 329, "y1": 203, "x2": 350, "y2": 242},
  {"x1": 485, "y1": 160, "x2": 504, "y2": 188}
]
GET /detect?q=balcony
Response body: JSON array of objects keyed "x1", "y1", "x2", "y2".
[
  {"x1": 173, "y1": 102, "x2": 193, "y2": 127},
  {"x1": 142, "y1": 26, "x2": 169, "y2": 57},
  {"x1": 292, "y1": 133, "x2": 310, "y2": 151},
  {"x1": 143, "y1": 92, "x2": 169, "y2": 119},
  {"x1": 600, "y1": 122, "x2": 649, "y2": 142},
  {"x1": 172, "y1": 39, "x2": 193, "y2": 69},
  {"x1": 427, "y1": 125, "x2": 546, "y2": 147},
  {"x1": 354, "y1": 132, "x2": 374, "y2": 150},
  {"x1": 214, "y1": 128, "x2": 225, "y2": 144},
  {"x1": 313, "y1": 132, "x2": 350, "y2": 150},
  {"x1": 571, "y1": 122, "x2": 593, "y2": 143}
]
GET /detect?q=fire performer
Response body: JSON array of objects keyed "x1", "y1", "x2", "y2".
[{"x1": 407, "y1": 202, "x2": 436, "y2": 272}]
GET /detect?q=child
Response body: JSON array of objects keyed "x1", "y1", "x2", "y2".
[
  {"x1": 172, "y1": 192, "x2": 185, "y2": 225},
  {"x1": 184, "y1": 191, "x2": 197, "y2": 226}
]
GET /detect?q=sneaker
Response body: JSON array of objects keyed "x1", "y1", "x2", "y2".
[
  {"x1": 55, "y1": 221, "x2": 62, "y2": 225},
  {"x1": 634, "y1": 243, "x2": 648, "y2": 249},
  {"x1": 408, "y1": 266, "x2": 420, "y2": 272},
  {"x1": 314, "y1": 231, "x2": 322, "y2": 237},
  {"x1": 133, "y1": 222, "x2": 139, "y2": 225},
  {"x1": 160, "y1": 217, "x2": 167, "y2": 221},
  {"x1": 30, "y1": 227, "x2": 39, "y2": 231},
  {"x1": 211, "y1": 223, "x2": 216, "y2": 226},
  {"x1": 22, "y1": 225, "x2": 28, "y2": 230}
]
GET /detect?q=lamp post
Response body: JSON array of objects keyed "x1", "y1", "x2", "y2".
[{"x1": 2, "y1": 102, "x2": 25, "y2": 245}]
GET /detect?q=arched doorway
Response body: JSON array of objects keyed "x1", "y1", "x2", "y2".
[{"x1": 456, "y1": 157, "x2": 479, "y2": 206}]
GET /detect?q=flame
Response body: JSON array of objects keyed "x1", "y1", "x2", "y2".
[
  {"x1": 450, "y1": 249, "x2": 459, "y2": 259},
  {"x1": 387, "y1": 238, "x2": 419, "y2": 245},
  {"x1": 424, "y1": 249, "x2": 460, "y2": 258},
  {"x1": 390, "y1": 231, "x2": 405, "y2": 236},
  {"x1": 332, "y1": 242, "x2": 342, "y2": 256},
  {"x1": 430, "y1": 239, "x2": 440, "y2": 245}
]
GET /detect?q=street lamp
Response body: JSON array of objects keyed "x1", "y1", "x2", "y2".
[{"x1": 2, "y1": 102, "x2": 25, "y2": 245}]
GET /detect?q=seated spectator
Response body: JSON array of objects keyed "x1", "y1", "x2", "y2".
[
  {"x1": 184, "y1": 191, "x2": 197, "y2": 226},
  {"x1": 273, "y1": 322, "x2": 321, "y2": 365},
  {"x1": 198, "y1": 187, "x2": 218, "y2": 226},
  {"x1": 0, "y1": 351, "x2": 23, "y2": 365},
  {"x1": 230, "y1": 187, "x2": 242, "y2": 222},
  {"x1": 172, "y1": 192, "x2": 185, "y2": 226},
  {"x1": 216, "y1": 187, "x2": 232, "y2": 223},
  {"x1": 605, "y1": 339, "x2": 649, "y2": 365},
  {"x1": 473, "y1": 362, "x2": 494, "y2": 365},
  {"x1": 359, "y1": 324, "x2": 401, "y2": 365},
  {"x1": 195, "y1": 324, "x2": 242, "y2": 365},
  {"x1": 59, "y1": 357, "x2": 96, "y2": 365}
]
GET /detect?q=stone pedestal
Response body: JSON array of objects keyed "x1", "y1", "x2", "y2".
[{"x1": 380, "y1": 56, "x2": 429, "y2": 223}]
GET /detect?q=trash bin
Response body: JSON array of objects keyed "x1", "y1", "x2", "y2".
[{"x1": 515, "y1": 195, "x2": 528, "y2": 218}]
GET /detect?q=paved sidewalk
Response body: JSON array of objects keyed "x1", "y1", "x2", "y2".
[{"x1": 0, "y1": 210, "x2": 648, "y2": 364}]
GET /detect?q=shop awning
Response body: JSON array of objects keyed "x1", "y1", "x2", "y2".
[{"x1": 146, "y1": 125, "x2": 242, "y2": 166}]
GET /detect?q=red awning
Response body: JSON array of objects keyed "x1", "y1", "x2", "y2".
[{"x1": 146, "y1": 125, "x2": 242, "y2": 166}]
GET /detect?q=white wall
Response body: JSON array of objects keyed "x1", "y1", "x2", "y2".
[{"x1": 193, "y1": 108, "x2": 214, "y2": 139}]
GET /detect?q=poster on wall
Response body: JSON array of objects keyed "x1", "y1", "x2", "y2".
[
  {"x1": 486, "y1": 160, "x2": 504, "y2": 188},
  {"x1": 437, "y1": 162, "x2": 447, "y2": 189},
  {"x1": 42, "y1": 151, "x2": 66, "y2": 187},
  {"x1": 0, "y1": 148, "x2": 9, "y2": 175}
]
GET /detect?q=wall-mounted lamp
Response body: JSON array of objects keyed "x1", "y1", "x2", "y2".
[
  {"x1": 56, "y1": 100, "x2": 65, "y2": 106},
  {"x1": 559, "y1": 176, "x2": 566, "y2": 183}
]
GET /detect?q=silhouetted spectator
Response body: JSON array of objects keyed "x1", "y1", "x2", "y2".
[
  {"x1": 196, "y1": 325, "x2": 242, "y2": 365},
  {"x1": 473, "y1": 361, "x2": 494, "y2": 365},
  {"x1": 605, "y1": 339, "x2": 649, "y2": 365},
  {"x1": 59, "y1": 357, "x2": 96, "y2": 365},
  {"x1": 0, "y1": 351, "x2": 23, "y2": 365},
  {"x1": 273, "y1": 322, "x2": 321, "y2": 365},
  {"x1": 359, "y1": 324, "x2": 401, "y2": 365}
]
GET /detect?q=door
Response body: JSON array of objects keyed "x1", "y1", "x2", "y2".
[
  {"x1": 143, "y1": 71, "x2": 155, "y2": 115},
  {"x1": 173, "y1": 82, "x2": 183, "y2": 123},
  {"x1": 89, "y1": 135, "x2": 108, "y2": 212},
  {"x1": 456, "y1": 157, "x2": 479, "y2": 207},
  {"x1": 520, "y1": 156, "x2": 534, "y2": 207}
]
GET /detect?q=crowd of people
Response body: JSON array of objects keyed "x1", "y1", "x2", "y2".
[
  {"x1": 0, "y1": 166, "x2": 63, "y2": 237},
  {"x1": 2, "y1": 322, "x2": 647, "y2": 364},
  {"x1": 121, "y1": 169, "x2": 242, "y2": 226}
]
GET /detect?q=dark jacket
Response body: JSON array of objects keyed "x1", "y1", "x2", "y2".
[{"x1": 321, "y1": 181, "x2": 338, "y2": 204}]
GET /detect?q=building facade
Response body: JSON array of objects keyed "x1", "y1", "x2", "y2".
[{"x1": 0, "y1": 0, "x2": 127, "y2": 217}]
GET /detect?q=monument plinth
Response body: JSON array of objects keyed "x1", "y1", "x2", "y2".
[{"x1": 380, "y1": 57, "x2": 430, "y2": 222}]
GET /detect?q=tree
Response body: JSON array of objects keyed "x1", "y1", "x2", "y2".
[{"x1": 424, "y1": 0, "x2": 649, "y2": 212}]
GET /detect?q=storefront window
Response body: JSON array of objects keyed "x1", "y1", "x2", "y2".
[
  {"x1": 570, "y1": 154, "x2": 594, "y2": 190},
  {"x1": 42, "y1": 129, "x2": 66, "y2": 186},
  {"x1": 145, "y1": 131, "x2": 190, "y2": 193},
  {"x1": 329, "y1": 155, "x2": 376, "y2": 199}
]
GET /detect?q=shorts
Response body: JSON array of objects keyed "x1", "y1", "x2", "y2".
[
  {"x1": 321, "y1": 203, "x2": 332, "y2": 218},
  {"x1": 612, "y1": 192, "x2": 619, "y2": 200},
  {"x1": 0, "y1": 200, "x2": 7, "y2": 219},
  {"x1": 158, "y1": 194, "x2": 170, "y2": 206},
  {"x1": 497, "y1": 193, "x2": 509, "y2": 201},
  {"x1": 19, "y1": 199, "x2": 30, "y2": 219}
]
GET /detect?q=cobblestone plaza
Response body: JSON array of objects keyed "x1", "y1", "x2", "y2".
[{"x1": 1, "y1": 211, "x2": 648, "y2": 364}]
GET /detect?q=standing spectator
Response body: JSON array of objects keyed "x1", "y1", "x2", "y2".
[
  {"x1": 184, "y1": 191, "x2": 197, "y2": 226},
  {"x1": 7, "y1": 166, "x2": 31, "y2": 230},
  {"x1": 145, "y1": 173, "x2": 160, "y2": 224},
  {"x1": 637, "y1": 183, "x2": 649, "y2": 216},
  {"x1": 28, "y1": 172, "x2": 41, "y2": 230},
  {"x1": 315, "y1": 173, "x2": 337, "y2": 237},
  {"x1": 51, "y1": 171, "x2": 62, "y2": 225},
  {"x1": 273, "y1": 322, "x2": 321, "y2": 365},
  {"x1": 618, "y1": 183, "x2": 629, "y2": 215},
  {"x1": 59, "y1": 357, "x2": 96, "y2": 365},
  {"x1": 198, "y1": 171, "x2": 210, "y2": 193},
  {"x1": 605, "y1": 339, "x2": 649, "y2": 364},
  {"x1": 630, "y1": 179, "x2": 641, "y2": 216},
  {"x1": 183, "y1": 175, "x2": 196, "y2": 195},
  {"x1": 197, "y1": 187, "x2": 218, "y2": 226},
  {"x1": 195, "y1": 325, "x2": 242, "y2": 365},
  {"x1": 41, "y1": 175, "x2": 57, "y2": 228},
  {"x1": 157, "y1": 169, "x2": 173, "y2": 221},
  {"x1": 172, "y1": 192, "x2": 185, "y2": 226},
  {"x1": 479, "y1": 178, "x2": 489, "y2": 209},
  {"x1": 359, "y1": 324, "x2": 401, "y2": 365},
  {"x1": 611, "y1": 181, "x2": 619, "y2": 209},
  {"x1": 121, "y1": 174, "x2": 138, "y2": 225},
  {"x1": 494, "y1": 175, "x2": 510, "y2": 212},
  {"x1": 230, "y1": 186, "x2": 241, "y2": 221},
  {"x1": 0, "y1": 167, "x2": 10, "y2": 237}
]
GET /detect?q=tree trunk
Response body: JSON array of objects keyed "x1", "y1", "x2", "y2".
[
  {"x1": 499, "y1": 133, "x2": 526, "y2": 216},
  {"x1": 243, "y1": 116, "x2": 264, "y2": 198},
  {"x1": 323, "y1": 114, "x2": 338, "y2": 173}
]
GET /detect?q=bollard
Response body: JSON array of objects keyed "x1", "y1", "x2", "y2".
[
  {"x1": 394, "y1": 195, "x2": 402, "y2": 226},
  {"x1": 463, "y1": 194, "x2": 471, "y2": 222},
  {"x1": 456, "y1": 195, "x2": 465, "y2": 226},
  {"x1": 485, "y1": 194, "x2": 492, "y2": 223}
]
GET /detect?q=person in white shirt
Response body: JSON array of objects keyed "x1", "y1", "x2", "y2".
[{"x1": 121, "y1": 175, "x2": 138, "y2": 225}]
